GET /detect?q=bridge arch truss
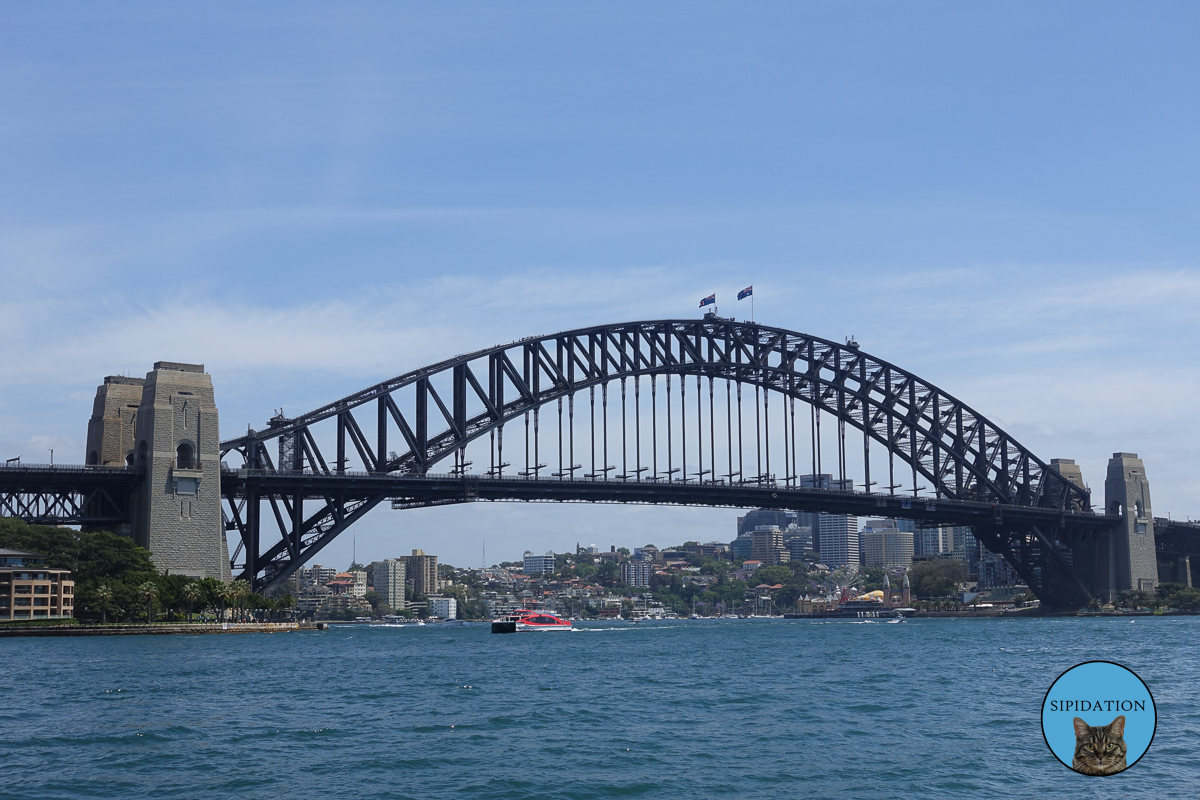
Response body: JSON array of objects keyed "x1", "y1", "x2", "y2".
[{"x1": 219, "y1": 319, "x2": 1093, "y2": 600}]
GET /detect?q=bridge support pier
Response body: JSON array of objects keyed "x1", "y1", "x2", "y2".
[
  {"x1": 124, "y1": 363, "x2": 231, "y2": 581},
  {"x1": 1100, "y1": 452, "x2": 1158, "y2": 601}
]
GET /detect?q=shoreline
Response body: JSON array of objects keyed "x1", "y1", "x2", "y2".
[{"x1": 0, "y1": 622, "x2": 310, "y2": 638}]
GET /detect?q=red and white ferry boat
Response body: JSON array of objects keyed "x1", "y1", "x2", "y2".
[{"x1": 491, "y1": 609, "x2": 574, "y2": 633}]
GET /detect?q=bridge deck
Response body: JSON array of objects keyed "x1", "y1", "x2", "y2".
[
  {"x1": 221, "y1": 468, "x2": 1117, "y2": 531},
  {"x1": 0, "y1": 463, "x2": 140, "y2": 525}
]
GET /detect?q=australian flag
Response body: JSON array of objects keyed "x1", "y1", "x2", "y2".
[
  {"x1": 738, "y1": 285, "x2": 753, "y2": 301},
  {"x1": 699, "y1": 294, "x2": 716, "y2": 308}
]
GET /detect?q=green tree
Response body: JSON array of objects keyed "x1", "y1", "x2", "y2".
[
  {"x1": 748, "y1": 565, "x2": 792, "y2": 586},
  {"x1": 138, "y1": 581, "x2": 159, "y2": 623},
  {"x1": 363, "y1": 590, "x2": 385, "y2": 615},
  {"x1": 95, "y1": 583, "x2": 113, "y2": 624},
  {"x1": 1116, "y1": 590, "x2": 1154, "y2": 610},
  {"x1": 181, "y1": 583, "x2": 202, "y2": 621},
  {"x1": 1156, "y1": 582, "x2": 1189, "y2": 600},
  {"x1": 231, "y1": 579, "x2": 251, "y2": 621},
  {"x1": 908, "y1": 560, "x2": 968, "y2": 598},
  {"x1": 1166, "y1": 587, "x2": 1200, "y2": 611},
  {"x1": 275, "y1": 593, "x2": 296, "y2": 620},
  {"x1": 218, "y1": 582, "x2": 236, "y2": 622},
  {"x1": 0, "y1": 519, "x2": 160, "y2": 621},
  {"x1": 857, "y1": 567, "x2": 887, "y2": 591}
]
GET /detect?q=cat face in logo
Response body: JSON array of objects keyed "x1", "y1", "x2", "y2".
[{"x1": 1072, "y1": 715, "x2": 1128, "y2": 776}]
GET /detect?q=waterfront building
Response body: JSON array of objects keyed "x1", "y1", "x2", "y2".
[
  {"x1": 737, "y1": 509, "x2": 798, "y2": 536},
  {"x1": 785, "y1": 526, "x2": 813, "y2": 561},
  {"x1": 295, "y1": 587, "x2": 331, "y2": 617},
  {"x1": 297, "y1": 563, "x2": 338, "y2": 589},
  {"x1": 621, "y1": 560, "x2": 653, "y2": 588},
  {"x1": 730, "y1": 532, "x2": 753, "y2": 560},
  {"x1": 818, "y1": 513, "x2": 859, "y2": 567},
  {"x1": 0, "y1": 549, "x2": 74, "y2": 620},
  {"x1": 315, "y1": 594, "x2": 371, "y2": 620},
  {"x1": 428, "y1": 596, "x2": 458, "y2": 620},
  {"x1": 859, "y1": 521, "x2": 914, "y2": 570},
  {"x1": 371, "y1": 559, "x2": 406, "y2": 610},
  {"x1": 951, "y1": 527, "x2": 982, "y2": 578},
  {"x1": 749, "y1": 526, "x2": 786, "y2": 562},
  {"x1": 405, "y1": 550, "x2": 439, "y2": 595},
  {"x1": 798, "y1": 475, "x2": 854, "y2": 555},
  {"x1": 915, "y1": 526, "x2": 953, "y2": 558},
  {"x1": 978, "y1": 553, "x2": 1019, "y2": 589},
  {"x1": 523, "y1": 550, "x2": 555, "y2": 576},
  {"x1": 684, "y1": 542, "x2": 728, "y2": 558}
]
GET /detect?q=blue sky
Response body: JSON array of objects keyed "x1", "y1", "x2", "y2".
[{"x1": 2, "y1": 2, "x2": 1199, "y2": 569}]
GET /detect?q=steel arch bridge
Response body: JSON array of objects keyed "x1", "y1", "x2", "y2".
[{"x1": 218, "y1": 317, "x2": 1107, "y2": 606}]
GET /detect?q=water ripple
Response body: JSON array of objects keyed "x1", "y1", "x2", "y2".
[{"x1": 2, "y1": 617, "x2": 1198, "y2": 798}]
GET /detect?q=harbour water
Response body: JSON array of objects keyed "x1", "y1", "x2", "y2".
[{"x1": 4, "y1": 617, "x2": 1197, "y2": 799}]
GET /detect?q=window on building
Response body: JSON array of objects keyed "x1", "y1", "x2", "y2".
[
  {"x1": 33, "y1": 598, "x2": 48, "y2": 606},
  {"x1": 34, "y1": 585, "x2": 48, "y2": 594},
  {"x1": 176, "y1": 442, "x2": 195, "y2": 469},
  {"x1": 14, "y1": 598, "x2": 31, "y2": 606}
]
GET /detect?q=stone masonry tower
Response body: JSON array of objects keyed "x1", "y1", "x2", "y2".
[
  {"x1": 1103, "y1": 453, "x2": 1157, "y2": 600},
  {"x1": 128, "y1": 362, "x2": 230, "y2": 581},
  {"x1": 85, "y1": 376, "x2": 146, "y2": 468}
]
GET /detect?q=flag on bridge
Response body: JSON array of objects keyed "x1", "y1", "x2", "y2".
[
  {"x1": 738, "y1": 285, "x2": 753, "y2": 301},
  {"x1": 699, "y1": 294, "x2": 716, "y2": 308}
]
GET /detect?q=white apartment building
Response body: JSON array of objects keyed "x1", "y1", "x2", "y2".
[
  {"x1": 429, "y1": 596, "x2": 458, "y2": 620},
  {"x1": 819, "y1": 514, "x2": 860, "y2": 567},
  {"x1": 523, "y1": 550, "x2": 555, "y2": 575}
]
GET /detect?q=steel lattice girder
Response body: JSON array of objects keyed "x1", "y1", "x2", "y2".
[
  {"x1": 220, "y1": 319, "x2": 1087, "y2": 510},
  {"x1": 0, "y1": 466, "x2": 139, "y2": 525},
  {"x1": 221, "y1": 469, "x2": 1113, "y2": 598}
]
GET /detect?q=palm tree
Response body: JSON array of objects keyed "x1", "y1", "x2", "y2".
[
  {"x1": 218, "y1": 583, "x2": 236, "y2": 622},
  {"x1": 138, "y1": 581, "x2": 159, "y2": 623},
  {"x1": 181, "y1": 583, "x2": 202, "y2": 622},
  {"x1": 95, "y1": 584, "x2": 114, "y2": 624},
  {"x1": 231, "y1": 579, "x2": 251, "y2": 622}
]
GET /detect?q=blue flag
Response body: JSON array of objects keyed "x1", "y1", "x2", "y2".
[
  {"x1": 699, "y1": 294, "x2": 716, "y2": 308},
  {"x1": 738, "y1": 285, "x2": 753, "y2": 301}
]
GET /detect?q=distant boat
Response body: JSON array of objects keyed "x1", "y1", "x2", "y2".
[{"x1": 491, "y1": 610, "x2": 573, "y2": 633}]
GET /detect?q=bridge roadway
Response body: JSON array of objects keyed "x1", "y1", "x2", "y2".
[
  {"x1": 5, "y1": 463, "x2": 1197, "y2": 604},
  {"x1": 0, "y1": 463, "x2": 138, "y2": 525},
  {"x1": 223, "y1": 467, "x2": 1117, "y2": 532}
]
